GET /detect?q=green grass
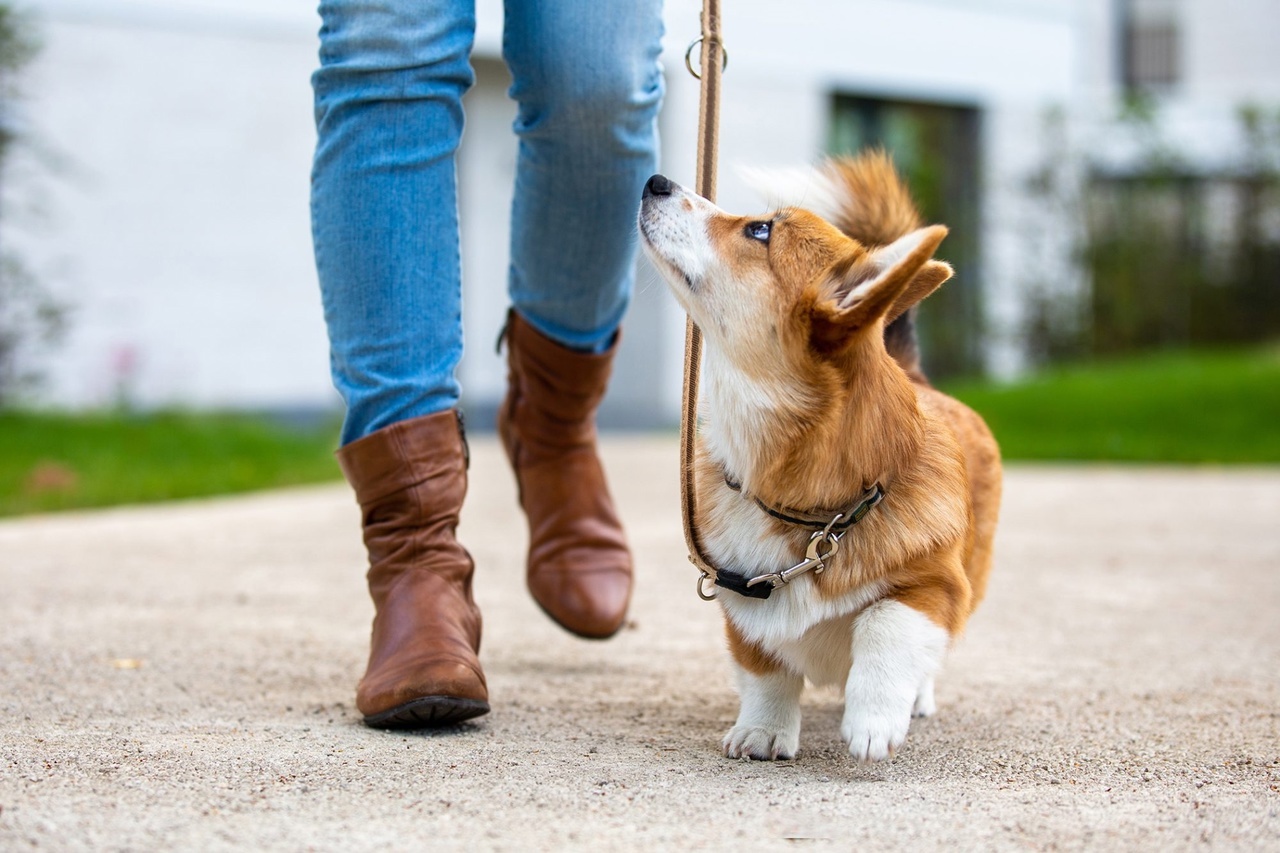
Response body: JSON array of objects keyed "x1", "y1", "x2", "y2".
[
  {"x1": 938, "y1": 345, "x2": 1280, "y2": 464},
  {"x1": 1, "y1": 346, "x2": 1275, "y2": 517},
  {"x1": 0, "y1": 410, "x2": 343, "y2": 517}
]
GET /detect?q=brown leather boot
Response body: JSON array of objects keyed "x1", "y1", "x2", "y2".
[
  {"x1": 336, "y1": 409, "x2": 489, "y2": 728},
  {"x1": 498, "y1": 310, "x2": 633, "y2": 639}
]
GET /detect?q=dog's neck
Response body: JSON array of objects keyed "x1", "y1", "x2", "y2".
[{"x1": 703, "y1": 337, "x2": 923, "y2": 510}]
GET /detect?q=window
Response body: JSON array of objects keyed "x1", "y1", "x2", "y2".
[
  {"x1": 1121, "y1": 0, "x2": 1180, "y2": 91},
  {"x1": 830, "y1": 95, "x2": 984, "y2": 378}
]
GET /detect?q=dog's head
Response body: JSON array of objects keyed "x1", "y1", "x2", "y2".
[{"x1": 637, "y1": 173, "x2": 951, "y2": 376}]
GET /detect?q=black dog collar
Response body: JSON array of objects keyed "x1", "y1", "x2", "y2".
[{"x1": 699, "y1": 480, "x2": 886, "y2": 601}]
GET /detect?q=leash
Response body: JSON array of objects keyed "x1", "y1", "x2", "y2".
[
  {"x1": 677, "y1": 5, "x2": 886, "y2": 602},
  {"x1": 679, "y1": 0, "x2": 724, "y2": 593}
]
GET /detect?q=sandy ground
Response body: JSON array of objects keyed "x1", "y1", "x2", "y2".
[{"x1": 1, "y1": 436, "x2": 1278, "y2": 852}]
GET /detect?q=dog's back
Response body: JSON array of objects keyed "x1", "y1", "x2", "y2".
[{"x1": 825, "y1": 151, "x2": 1001, "y2": 606}]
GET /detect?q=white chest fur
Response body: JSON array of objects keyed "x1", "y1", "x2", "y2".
[{"x1": 718, "y1": 574, "x2": 888, "y2": 687}]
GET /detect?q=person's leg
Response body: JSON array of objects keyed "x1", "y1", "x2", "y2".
[
  {"x1": 503, "y1": 0, "x2": 665, "y2": 350},
  {"x1": 497, "y1": 0, "x2": 664, "y2": 639},
  {"x1": 312, "y1": 0, "x2": 475, "y2": 446},
  {"x1": 311, "y1": 0, "x2": 487, "y2": 728}
]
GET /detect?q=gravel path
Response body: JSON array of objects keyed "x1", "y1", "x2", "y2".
[{"x1": 2, "y1": 437, "x2": 1278, "y2": 851}]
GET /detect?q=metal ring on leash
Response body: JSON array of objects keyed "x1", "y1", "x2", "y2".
[
  {"x1": 697, "y1": 570, "x2": 718, "y2": 601},
  {"x1": 684, "y1": 36, "x2": 728, "y2": 80}
]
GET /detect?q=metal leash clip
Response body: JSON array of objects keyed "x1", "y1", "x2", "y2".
[{"x1": 746, "y1": 513, "x2": 844, "y2": 591}]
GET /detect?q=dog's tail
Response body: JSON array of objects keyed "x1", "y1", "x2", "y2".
[
  {"x1": 824, "y1": 151, "x2": 928, "y2": 383},
  {"x1": 821, "y1": 150, "x2": 921, "y2": 247}
]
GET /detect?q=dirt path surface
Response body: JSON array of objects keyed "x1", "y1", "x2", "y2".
[{"x1": 2, "y1": 437, "x2": 1278, "y2": 851}]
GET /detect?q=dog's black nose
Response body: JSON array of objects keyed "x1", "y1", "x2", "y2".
[{"x1": 643, "y1": 174, "x2": 673, "y2": 198}]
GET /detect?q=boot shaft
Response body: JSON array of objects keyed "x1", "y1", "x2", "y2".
[
  {"x1": 501, "y1": 310, "x2": 617, "y2": 456},
  {"x1": 336, "y1": 409, "x2": 474, "y2": 598}
]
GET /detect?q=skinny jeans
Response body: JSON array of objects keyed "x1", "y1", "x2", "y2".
[{"x1": 311, "y1": 0, "x2": 664, "y2": 444}]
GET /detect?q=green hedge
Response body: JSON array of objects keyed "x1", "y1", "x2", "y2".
[{"x1": 940, "y1": 345, "x2": 1280, "y2": 464}]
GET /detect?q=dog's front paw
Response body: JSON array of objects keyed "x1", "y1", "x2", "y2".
[
  {"x1": 724, "y1": 666, "x2": 804, "y2": 760},
  {"x1": 723, "y1": 724, "x2": 799, "y2": 761},
  {"x1": 840, "y1": 703, "x2": 912, "y2": 763},
  {"x1": 841, "y1": 599, "x2": 949, "y2": 761}
]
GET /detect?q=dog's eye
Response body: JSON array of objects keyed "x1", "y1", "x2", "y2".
[{"x1": 745, "y1": 221, "x2": 772, "y2": 243}]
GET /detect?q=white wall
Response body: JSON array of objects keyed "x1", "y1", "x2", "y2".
[
  {"x1": 664, "y1": 0, "x2": 1081, "y2": 379},
  {"x1": 1155, "y1": 0, "x2": 1280, "y2": 170},
  {"x1": 1183, "y1": 0, "x2": 1280, "y2": 104},
  {"x1": 10, "y1": 0, "x2": 678, "y2": 421},
  {"x1": 1073, "y1": 0, "x2": 1280, "y2": 169},
  {"x1": 9, "y1": 6, "x2": 328, "y2": 410},
  {"x1": 11, "y1": 0, "x2": 1273, "y2": 418}
]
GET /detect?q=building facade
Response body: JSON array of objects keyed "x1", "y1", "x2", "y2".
[{"x1": 8, "y1": 0, "x2": 1278, "y2": 423}]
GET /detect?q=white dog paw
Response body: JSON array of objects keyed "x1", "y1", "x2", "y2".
[
  {"x1": 841, "y1": 705, "x2": 912, "y2": 763},
  {"x1": 912, "y1": 677, "x2": 937, "y2": 718},
  {"x1": 723, "y1": 725, "x2": 799, "y2": 761},
  {"x1": 841, "y1": 599, "x2": 949, "y2": 762}
]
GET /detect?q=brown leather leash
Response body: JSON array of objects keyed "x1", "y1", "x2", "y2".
[
  {"x1": 677, "y1": 10, "x2": 884, "y2": 602},
  {"x1": 680, "y1": 0, "x2": 724, "y2": 591}
]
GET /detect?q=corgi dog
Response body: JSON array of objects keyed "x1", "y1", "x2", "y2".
[{"x1": 637, "y1": 152, "x2": 1001, "y2": 762}]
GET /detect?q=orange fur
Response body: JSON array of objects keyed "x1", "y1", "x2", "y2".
[
  {"x1": 824, "y1": 150, "x2": 923, "y2": 246},
  {"x1": 638, "y1": 152, "x2": 1002, "y2": 761},
  {"x1": 673, "y1": 156, "x2": 1000, "y2": 635},
  {"x1": 724, "y1": 618, "x2": 786, "y2": 677}
]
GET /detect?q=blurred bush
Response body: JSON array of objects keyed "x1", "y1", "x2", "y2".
[
  {"x1": 1023, "y1": 98, "x2": 1280, "y2": 364},
  {"x1": 0, "y1": 3, "x2": 63, "y2": 407}
]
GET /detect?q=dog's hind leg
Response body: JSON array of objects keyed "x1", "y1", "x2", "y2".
[
  {"x1": 724, "y1": 664, "x2": 804, "y2": 761},
  {"x1": 913, "y1": 675, "x2": 937, "y2": 718}
]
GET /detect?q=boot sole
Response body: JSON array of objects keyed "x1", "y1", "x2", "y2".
[{"x1": 363, "y1": 696, "x2": 490, "y2": 730}]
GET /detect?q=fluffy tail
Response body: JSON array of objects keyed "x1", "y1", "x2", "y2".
[
  {"x1": 824, "y1": 151, "x2": 927, "y2": 383},
  {"x1": 821, "y1": 150, "x2": 921, "y2": 247}
]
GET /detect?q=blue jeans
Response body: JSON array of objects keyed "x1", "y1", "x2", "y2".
[{"x1": 311, "y1": 0, "x2": 665, "y2": 445}]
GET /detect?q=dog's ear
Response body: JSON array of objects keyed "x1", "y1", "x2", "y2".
[
  {"x1": 810, "y1": 226, "x2": 950, "y2": 354},
  {"x1": 885, "y1": 256, "x2": 953, "y2": 325}
]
